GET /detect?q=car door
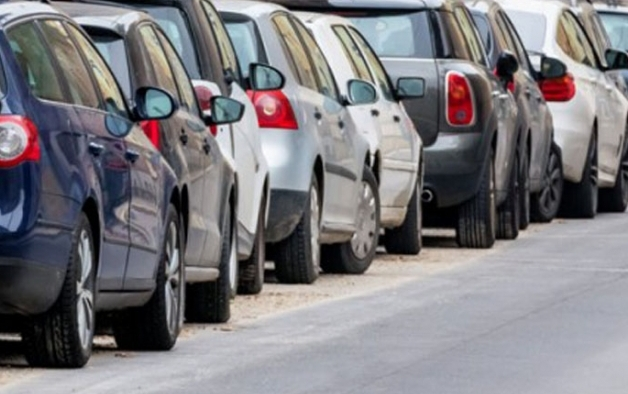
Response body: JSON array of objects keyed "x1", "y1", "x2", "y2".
[
  {"x1": 33, "y1": 19, "x2": 133, "y2": 291},
  {"x1": 291, "y1": 17, "x2": 360, "y2": 226}
]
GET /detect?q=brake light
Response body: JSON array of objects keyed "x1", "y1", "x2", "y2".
[
  {"x1": 140, "y1": 120, "x2": 160, "y2": 149},
  {"x1": 194, "y1": 84, "x2": 217, "y2": 136},
  {"x1": 250, "y1": 90, "x2": 298, "y2": 130},
  {"x1": 539, "y1": 73, "x2": 576, "y2": 102},
  {"x1": 0, "y1": 115, "x2": 40, "y2": 168},
  {"x1": 446, "y1": 71, "x2": 475, "y2": 126},
  {"x1": 493, "y1": 68, "x2": 515, "y2": 93}
]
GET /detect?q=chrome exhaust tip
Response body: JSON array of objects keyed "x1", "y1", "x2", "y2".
[{"x1": 421, "y1": 189, "x2": 434, "y2": 203}]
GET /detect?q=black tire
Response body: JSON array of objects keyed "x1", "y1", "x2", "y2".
[
  {"x1": 456, "y1": 149, "x2": 496, "y2": 249},
  {"x1": 238, "y1": 197, "x2": 266, "y2": 295},
  {"x1": 113, "y1": 204, "x2": 184, "y2": 350},
  {"x1": 599, "y1": 130, "x2": 628, "y2": 213},
  {"x1": 185, "y1": 203, "x2": 233, "y2": 323},
  {"x1": 274, "y1": 176, "x2": 320, "y2": 284},
  {"x1": 383, "y1": 177, "x2": 422, "y2": 255},
  {"x1": 321, "y1": 167, "x2": 380, "y2": 275},
  {"x1": 560, "y1": 133, "x2": 598, "y2": 219},
  {"x1": 496, "y1": 151, "x2": 520, "y2": 240},
  {"x1": 531, "y1": 142, "x2": 564, "y2": 222},
  {"x1": 519, "y1": 143, "x2": 531, "y2": 230},
  {"x1": 23, "y1": 213, "x2": 96, "y2": 368}
]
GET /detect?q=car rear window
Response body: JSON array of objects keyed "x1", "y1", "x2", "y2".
[
  {"x1": 599, "y1": 12, "x2": 628, "y2": 50},
  {"x1": 89, "y1": 33, "x2": 132, "y2": 100},
  {"x1": 505, "y1": 10, "x2": 547, "y2": 52},
  {"x1": 134, "y1": 4, "x2": 201, "y2": 79},
  {"x1": 223, "y1": 18, "x2": 264, "y2": 78},
  {"x1": 347, "y1": 11, "x2": 433, "y2": 59}
]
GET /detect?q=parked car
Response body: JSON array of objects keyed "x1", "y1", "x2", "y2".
[
  {"x1": 275, "y1": 0, "x2": 521, "y2": 246},
  {"x1": 502, "y1": 0, "x2": 628, "y2": 215},
  {"x1": 467, "y1": 0, "x2": 564, "y2": 223},
  {"x1": 216, "y1": 0, "x2": 381, "y2": 281},
  {"x1": 0, "y1": 1, "x2": 199, "y2": 367},
  {"x1": 295, "y1": 12, "x2": 425, "y2": 256},
  {"x1": 596, "y1": 0, "x2": 628, "y2": 51},
  {"x1": 103, "y1": 0, "x2": 271, "y2": 296},
  {"x1": 58, "y1": 2, "x2": 246, "y2": 324}
]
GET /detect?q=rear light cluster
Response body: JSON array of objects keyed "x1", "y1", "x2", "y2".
[
  {"x1": 248, "y1": 90, "x2": 298, "y2": 130},
  {"x1": 539, "y1": 73, "x2": 576, "y2": 102},
  {"x1": 0, "y1": 115, "x2": 40, "y2": 168},
  {"x1": 194, "y1": 84, "x2": 217, "y2": 136},
  {"x1": 140, "y1": 120, "x2": 160, "y2": 149},
  {"x1": 446, "y1": 71, "x2": 475, "y2": 126}
]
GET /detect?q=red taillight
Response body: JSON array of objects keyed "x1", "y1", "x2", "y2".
[
  {"x1": 0, "y1": 115, "x2": 40, "y2": 168},
  {"x1": 250, "y1": 90, "x2": 298, "y2": 130},
  {"x1": 140, "y1": 120, "x2": 160, "y2": 149},
  {"x1": 493, "y1": 68, "x2": 515, "y2": 93},
  {"x1": 539, "y1": 73, "x2": 576, "y2": 102},
  {"x1": 446, "y1": 71, "x2": 475, "y2": 126},
  {"x1": 194, "y1": 84, "x2": 217, "y2": 136}
]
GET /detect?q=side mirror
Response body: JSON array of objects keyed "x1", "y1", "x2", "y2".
[
  {"x1": 495, "y1": 51, "x2": 519, "y2": 82},
  {"x1": 605, "y1": 48, "x2": 628, "y2": 70},
  {"x1": 396, "y1": 77, "x2": 426, "y2": 99},
  {"x1": 133, "y1": 87, "x2": 177, "y2": 121},
  {"x1": 207, "y1": 96, "x2": 245, "y2": 126},
  {"x1": 540, "y1": 56, "x2": 568, "y2": 79},
  {"x1": 346, "y1": 79, "x2": 378, "y2": 105},
  {"x1": 249, "y1": 63, "x2": 285, "y2": 91}
]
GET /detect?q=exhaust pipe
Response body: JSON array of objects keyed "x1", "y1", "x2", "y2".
[{"x1": 421, "y1": 189, "x2": 434, "y2": 203}]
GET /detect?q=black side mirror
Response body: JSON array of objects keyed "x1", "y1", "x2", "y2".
[
  {"x1": 133, "y1": 87, "x2": 177, "y2": 121},
  {"x1": 249, "y1": 63, "x2": 286, "y2": 91},
  {"x1": 205, "y1": 96, "x2": 245, "y2": 126},
  {"x1": 605, "y1": 48, "x2": 628, "y2": 70},
  {"x1": 345, "y1": 79, "x2": 378, "y2": 106},
  {"x1": 495, "y1": 51, "x2": 519, "y2": 83},
  {"x1": 540, "y1": 56, "x2": 568, "y2": 80},
  {"x1": 396, "y1": 77, "x2": 426, "y2": 100}
]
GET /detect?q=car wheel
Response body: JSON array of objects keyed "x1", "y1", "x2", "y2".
[
  {"x1": 383, "y1": 177, "x2": 422, "y2": 255},
  {"x1": 456, "y1": 149, "x2": 496, "y2": 249},
  {"x1": 560, "y1": 133, "x2": 598, "y2": 219},
  {"x1": 185, "y1": 202, "x2": 233, "y2": 323},
  {"x1": 238, "y1": 198, "x2": 266, "y2": 295},
  {"x1": 599, "y1": 128, "x2": 628, "y2": 213},
  {"x1": 519, "y1": 144, "x2": 531, "y2": 230},
  {"x1": 23, "y1": 213, "x2": 95, "y2": 368},
  {"x1": 321, "y1": 166, "x2": 380, "y2": 274},
  {"x1": 113, "y1": 204, "x2": 184, "y2": 350},
  {"x1": 274, "y1": 175, "x2": 320, "y2": 284},
  {"x1": 496, "y1": 151, "x2": 520, "y2": 240},
  {"x1": 531, "y1": 142, "x2": 563, "y2": 222}
]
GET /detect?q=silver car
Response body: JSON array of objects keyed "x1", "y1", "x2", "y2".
[{"x1": 216, "y1": 0, "x2": 382, "y2": 282}]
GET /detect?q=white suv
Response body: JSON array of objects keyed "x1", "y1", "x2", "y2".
[{"x1": 501, "y1": 0, "x2": 628, "y2": 217}]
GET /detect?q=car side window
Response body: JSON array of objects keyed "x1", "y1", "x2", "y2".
[
  {"x1": 138, "y1": 25, "x2": 179, "y2": 103},
  {"x1": 292, "y1": 18, "x2": 339, "y2": 101},
  {"x1": 6, "y1": 22, "x2": 65, "y2": 103},
  {"x1": 201, "y1": 0, "x2": 242, "y2": 83},
  {"x1": 271, "y1": 13, "x2": 318, "y2": 91},
  {"x1": 349, "y1": 27, "x2": 396, "y2": 102},
  {"x1": 453, "y1": 7, "x2": 488, "y2": 66},
  {"x1": 66, "y1": 24, "x2": 128, "y2": 118},
  {"x1": 439, "y1": 11, "x2": 472, "y2": 61},
  {"x1": 500, "y1": 12, "x2": 534, "y2": 75},
  {"x1": 155, "y1": 28, "x2": 200, "y2": 116},
  {"x1": 333, "y1": 25, "x2": 373, "y2": 83},
  {"x1": 39, "y1": 20, "x2": 100, "y2": 109},
  {"x1": 557, "y1": 12, "x2": 597, "y2": 68}
]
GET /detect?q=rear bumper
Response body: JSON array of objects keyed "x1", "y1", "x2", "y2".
[{"x1": 265, "y1": 189, "x2": 309, "y2": 243}]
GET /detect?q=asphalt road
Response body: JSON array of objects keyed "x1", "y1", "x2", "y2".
[{"x1": 4, "y1": 213, "x2": 628, "y2": 393}]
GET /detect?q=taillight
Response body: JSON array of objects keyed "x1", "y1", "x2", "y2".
[
  {"x1": 140, "y1": 120, "x2": 160, "y2": 149},
  {"x1": 493, "y1": 68, "x2": 515, "y2": 93},
  {"x1": 446, "y1": 71, "x2": 475, "y2": 126},
  {"x1": 194, "y1": 84, "x2": 217, "y2": 136},
  {"x1": 0, "y1": 115, "x2": 40, "y2": 168},
  {"x1": 250, "y1": 90, "x2": 298, "y2": 130},
  {"x1": 539, "y1": 73, "x2": 576, "y2": 102}
]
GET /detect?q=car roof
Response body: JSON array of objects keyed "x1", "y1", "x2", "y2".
[
  {"x1": 498, "y1": 0, "x2": 566, "y2": 16},
  {"x1": 252, "y1": 0, "x2": 450, "y2": 11},
  {"x1": 52, "y1": 1, "x2": 149, "y2": 36},
  {"x1": 213, "y1": 0, "x2": 289, "y2": 17},
  {"x1": 295, "y1": 10, "x2": 350, "y2": 25},
  {"x1": 464, "y1": 0, "x2": 501, "y2": 14},
  {"x1": 0, "y1": 1, "x2": 67, "y2": 25}
]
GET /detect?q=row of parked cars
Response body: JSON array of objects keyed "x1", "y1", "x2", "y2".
[{"x1": 0, "y1": 0, "x2": 626, "y2": 369}]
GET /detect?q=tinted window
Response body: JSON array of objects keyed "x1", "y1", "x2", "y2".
[
  {"x1": 600, "y1": 12, "x2": 628, "y2": 50},
  {"x1": 90, "y1": 33, "x2": 132, "y2": 99},
  {"x1": 500, "y1": 12, "x2": 534, "y2": 74},
  {"x1": 67, "y1": 24, "x2": 127, "y2": 118},
  {"x1": 201, "y1": 1, "x2": 241, "y2": 82},
  {"x1": 349, "y1": 11, "x2": 433, "y2": 58},
  {"x1": 7, "y1": 22, "x2": 64, "y2": 102},
  {"x1": 333, "y1": 25, "x2": 373, "y2": 82},
  {"x1": 272, "y1": 14, "x2": 318, "y2": 91},
  {"x1": 224, "y1": 19, "x2": 264, "y2": 78},
  {"x1": 454, "y1": 7, "x2": 487, "y2": 66},
  {"x1": 138, "y1": 5, "x2": 201, "y2": 79},
  {"x1": 505, "y1": 10, "x2": 547, "y2": 52},
  {"x1": 40, "y1": 21, "x2": 99, "y2": 108},
  {"x1": 138, "y1": 25, "x2": 179, "y2": 101},
  {"x1": 471, "y1": 13, "x2": 492, "y2": 55},
  {"x1": 349, "y1": 27, "x2": 395, "y2": 101},
  {"x1": 557, "y1": 12, "x2": 597, "y2": 68},
  {"x1": 439, "y1": 11, "x2": 472, "y2": 61}
]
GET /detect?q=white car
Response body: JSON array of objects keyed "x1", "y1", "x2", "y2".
[
  {"x1": 297, "y1": 12, "x2": 424, "y2": 255},
  {"x1": 501, "y1": 0, "x2": 628, "y2": 217}
]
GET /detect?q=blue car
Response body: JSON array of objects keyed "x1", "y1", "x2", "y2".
[{"x1": 0, "y1": 2, "x2": 233, "y2": 368}]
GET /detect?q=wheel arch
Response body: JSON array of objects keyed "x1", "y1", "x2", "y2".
[{"x1": 81, "y1": 197, "x2": 101, "y2": 274}]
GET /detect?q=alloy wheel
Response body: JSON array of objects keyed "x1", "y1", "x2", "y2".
[
  {"x1": 228, "y1": 222, "x2": 238, "y2": 297},
  {"x1": 539, "y1": 149, "x2": 562, "y2": 213},
  {"x1": 76, "y1": 229, "x2": 94, "y2": 351},
  {"x1": 164, "y1": 222, "x2": 181, "y2": 336},
  {"x1": 310, "y1": 185, "x2": 321, "y2": 272},
  {"x1": 350, "y1": 180, "x2": 378, "y2": 259}
]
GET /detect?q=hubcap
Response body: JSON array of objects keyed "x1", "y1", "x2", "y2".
[
  {"x1": 164, "y1": 222, "x2": 181, "y2": 336},
  {"x1": 350, "y1": 181, "x2": 377, "y2": 259},
  {"x1": 228, "y1": 223, "x2": 237, "y2": 295},
  {"x1": 310, "y1": 185, "x2": 320, "y2": 272},
  {"x1": 76, "y1": 230, "x2": 94, "y2": 351},
  {"x1": 539, "y1": 150, "x2": 562, "y2": 213}
]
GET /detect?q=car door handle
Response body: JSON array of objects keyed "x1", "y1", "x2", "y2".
[
  {"x1": 88, "y1": 142, "x2": 105, "y2": 157},
  {"x1": 393, "y1": 115, "x2": 401, "y2": 123},
  {"x1": 338, "y1": 120, "x2": 345, "y2": 129},
  {"x1": 524, "y1": 88, "x2": 532, "y2": 97},
  {"x1": 606, "y1": 85, "x2": 614, "y2": 92},
  {"x1": 314, "y1": 111, "x2": 323, "y2": 120},
  {"x1": 125, "y1": 149, "x2": 140, "y2": 163},
  {"x1": 371, "y1": 109, "x2": 380, "y2": 117},
  {"x1": 180, "y1": 130, "x2": 188, "y2": 145},
  {"x1": 492, "y1": 91, "x2": 501, "y2": 98},
  {"x1": 203, "y1": 139, "x2": 211, "y2": 155}
]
